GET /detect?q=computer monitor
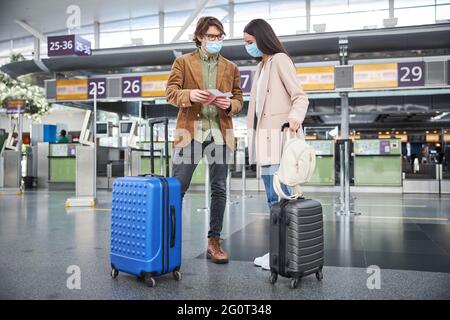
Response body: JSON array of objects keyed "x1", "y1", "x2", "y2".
[
  {"x1": 119, "y1": 121, "x2": 134, "y2": 137},
  {"x1": 4, "y1": 132, "x2": 17, "y2": 151},
  {"x1": 96, "y1": 122, "x2": 109, "y2": 137}
]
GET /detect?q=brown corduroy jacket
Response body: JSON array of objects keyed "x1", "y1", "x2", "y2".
[{"x1": 166, "y1": 50, "x2": 243, "y2": 151}]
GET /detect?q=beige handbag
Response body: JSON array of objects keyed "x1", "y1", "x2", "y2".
[{"x1": 273, "y1": 127, "x2": 316, "y2": 200}]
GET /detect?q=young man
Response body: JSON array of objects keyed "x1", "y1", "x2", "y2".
[{"x1": 166, "y1": 16, "x2": 243, "y2": 264}]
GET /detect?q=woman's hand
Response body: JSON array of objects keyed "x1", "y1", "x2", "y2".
[{"x1": 288, "y1": 119, "x2": 300, "y2": 132}]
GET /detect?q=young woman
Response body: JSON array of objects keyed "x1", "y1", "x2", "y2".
[{"x1": 244, "y1": 19, "x2": 309, "y2": 270}]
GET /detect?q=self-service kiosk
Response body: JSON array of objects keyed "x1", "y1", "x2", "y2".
[{"x1": 65, "y1": 110, "x2": 97, "y2": 207}]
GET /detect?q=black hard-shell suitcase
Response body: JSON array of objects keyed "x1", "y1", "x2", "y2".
[{"x1": 269, "y1": 198, "x2": 324, "y2": 289}]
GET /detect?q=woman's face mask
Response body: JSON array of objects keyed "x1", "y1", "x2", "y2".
[
  {"x1": 245, "y1": 42, "x2": 263, "y2": 58},
  {"x1": 205, "y1": 40, "x2": 223, "y2": 54}
]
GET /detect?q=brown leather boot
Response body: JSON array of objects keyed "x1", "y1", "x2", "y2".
[{"x1": 207, "y1": 237, "x2": 229, "y2": 264}]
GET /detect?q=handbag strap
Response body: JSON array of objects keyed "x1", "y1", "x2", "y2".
[{"x1": 273, "y1": 173, "x2": 303, "y2": 200}]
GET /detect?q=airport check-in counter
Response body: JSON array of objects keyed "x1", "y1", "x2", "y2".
[
  {"x1": 0, "y1": 131, "x2": 5, "y2": 151},
  {"x1": 402, "y1": 147, "x2": 449, "y2": 194},
  {"x1": 48, "y1": 143, "x2": 77, "y2": 184},
  {"x1": 97, "y1": 146, "x2": 125, "y2": 189},
  {"x1": 48, "y1": 144, "x2": 125, "y2": 188},
  {"x1": 353, "y1": 139, "x2": 402, "y2": 186},
  {"x1": 305, "y1": 140, "x2": 335, "y2": 186},
  {"x1": 443, "y1": 164, "x2": 450, "y2": 194}
]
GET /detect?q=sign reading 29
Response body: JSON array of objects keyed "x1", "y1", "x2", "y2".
[{"x1": 398, "y1": 62, "x2": 425, "y2": 87}]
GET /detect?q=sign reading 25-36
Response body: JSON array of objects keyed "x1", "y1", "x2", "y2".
[{"x1": 47, "y1": 35, "x2": 92, "y2": 57}]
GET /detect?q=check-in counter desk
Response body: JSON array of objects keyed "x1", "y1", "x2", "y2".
[
  {"x1": 48, "y1": 143, "x2": 77, "y2": 183},
  {"x1": 353, "y1": 139, "x2": 402, "y2": 186},
  {"x1": 0, "y1": 133, "x2": 5, "y2": 151},
  {"x1": 305, "y1": 140, "x2": 335, "y2": 186},
  {"x1": 442, "y1": 169, "x2": 450, "y2": 194},
  {"x1": 403, "y1": 160, "x2": 448, "y2": 194},
  {"x1": 49, "y1": 144, "x2": 125, "y2": 189}
]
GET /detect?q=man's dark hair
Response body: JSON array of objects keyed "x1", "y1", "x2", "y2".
[
  {"x1": 60, "y1": 130, "x2": 67, "y2": 136},
  {"x1": 244, "y1": 19, "x2": 289, "y2": 61},
  {"x1": 193, "y1": 16, "x2": 226, "y2": 47}
]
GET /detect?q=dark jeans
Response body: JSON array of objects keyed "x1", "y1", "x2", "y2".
[{"x1": 172, "y1": 138, "x2": 231, "y2": 238}]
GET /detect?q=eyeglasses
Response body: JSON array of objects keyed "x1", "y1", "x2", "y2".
[{"x1": 204, "y1": 33, "x2": 225, "y2": 41}]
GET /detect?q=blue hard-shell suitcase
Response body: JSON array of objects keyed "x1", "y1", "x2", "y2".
[{"x1": 110, "y1": 118, "x2": 182, "y2": 287}]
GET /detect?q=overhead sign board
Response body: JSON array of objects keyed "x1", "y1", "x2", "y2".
[
  {"x1": 56, "y1": 79, "x2": 88, "y2": 100},
  {"x1": 47, "y1": 35, "x2": 92, "y2": 57},
  {"x1": 141, "y1": 74, "x2": 170, "y2": 97},
  {"x1": 353, "y1": 63, "x2": 398, "y2": 89},
  {"x1": 296, "y1": 66, "x2": 335, "y2": 91},
  {"x1": 5, "y1": 99, "x2": 26, "y2": 114}
]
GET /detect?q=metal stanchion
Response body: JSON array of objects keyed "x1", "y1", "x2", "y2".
[
  {"x1": 107, "y1": 162, "x2": 112, "y2": 191},
  {"x1": 17, "y1": 113, "x2": 23, "y2": 191},
  {"x1": 197, "y1": 158, "x2": 210, "y2": 213},
  {"x1": 335, "y1": 141, "x2": 356, "y2": 207},
  {"x1": 338, "y1": 143, "x2": 345, "y2": 209},
  {"x1": 226, "y1": 166, "x2": 239, "y2": 206},
  {"x1": 159, "y1": 149, "x2": 164, "y2": 176},
  {"x1": 336, "y1": 140, "x2": 360, "y2": 216},
  {"x1": 241, "y1": 163, "x2": 246, "y2": 198}
]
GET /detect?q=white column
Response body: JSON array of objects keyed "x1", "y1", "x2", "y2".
[
  {"x1": 94, "y1": 21, "x2": 100, "y2": 49},
  {"x1": 159, "y1": 12, "x2": 165, "y2": 44},
  {"x1": 229, "y1": 1, "x2": 235, "y2": 38}
]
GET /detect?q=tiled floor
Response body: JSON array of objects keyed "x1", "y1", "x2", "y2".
[{"x1": 0, "y1": 189, "x2": 449, "y2": 299}]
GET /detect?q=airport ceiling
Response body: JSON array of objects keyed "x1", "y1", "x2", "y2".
[{"x1": 0, "y1": 0, "x2": 231, "y2": 42}]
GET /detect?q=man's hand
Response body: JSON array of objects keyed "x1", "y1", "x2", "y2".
[
  {"x1": 190, "y1": 90, "x2": 212, "y2": 104},
  {"x1": 213, "y1": 97, "x2": 231, "y2": 110}
]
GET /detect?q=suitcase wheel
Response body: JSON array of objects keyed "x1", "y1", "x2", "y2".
[
  {"x1": 173, "y1": 270, "x2": 182, "y2": 281},
  {"x1": 290, "y1": 278, "x2": 299, "y2": 289},
  {"x1": 110, "y1": 267, "x2": 119, "y2": 279},
  {"x1": 315, "y1": 270, "x2": 323, "y2": 281},
  {"x1": 269, "y1": 272, "x2": 278, "y2": 284},
  {"x1": 143, "y1": 274, "x2": 156, "y2": 288}
]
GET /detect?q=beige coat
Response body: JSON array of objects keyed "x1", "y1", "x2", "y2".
[{"x1": 247, "y1": 53, "x2": 309, "y2": 166}]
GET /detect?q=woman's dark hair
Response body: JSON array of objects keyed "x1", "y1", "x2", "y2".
[
  {"x1": 243, "y1": 19, "x2": 289, "y2": 60},
  {"x1": 60, "y1": 130, "x2": 66, "y2": 136}
]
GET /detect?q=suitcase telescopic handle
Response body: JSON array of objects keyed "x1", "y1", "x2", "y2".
[
  {"x1": 170, "y1": 206, "x2": 176, "y2": 248},
  {"x1": 149, "y1": 117, "x2": 170, "y2": 177}
]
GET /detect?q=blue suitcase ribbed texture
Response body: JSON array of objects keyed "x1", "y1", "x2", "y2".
[{"x1": 110, "y1": 176, "x2": 182, "y2": 279}]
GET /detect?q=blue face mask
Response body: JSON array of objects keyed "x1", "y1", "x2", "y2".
[
  {"x1": 205, "y1": 40, "x2": 223, "y2": 54},
  {"x1": 245, "y1": 42, "x2": 263, "y2": 58}
]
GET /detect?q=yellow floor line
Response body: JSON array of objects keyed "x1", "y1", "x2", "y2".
[
  {"x1": 65, "y1": 208, "x2": 111, "y2": 212},
  {"x1": 357, "y1": 216, "x2": 448, "y2": 221},
  {"x1": 354, "y1": 204, "x2": 428, "y2": 208}
]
